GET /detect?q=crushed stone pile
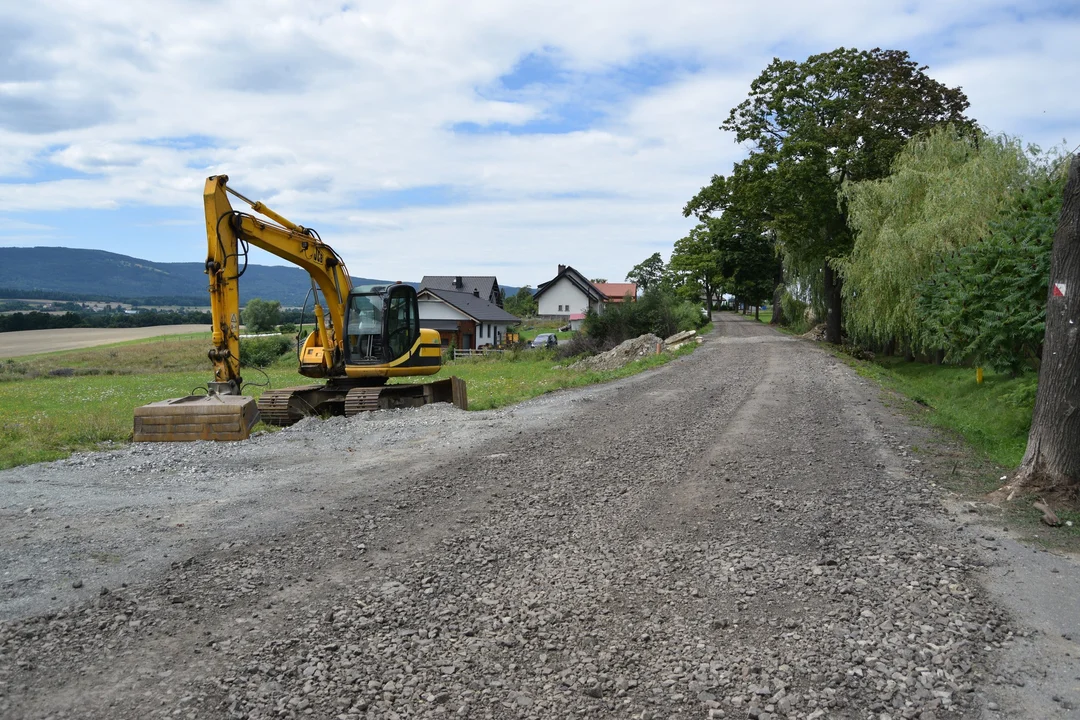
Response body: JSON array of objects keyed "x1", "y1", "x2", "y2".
[{"x1": 569, "y1": 333, "x2": 663, "y2": 371}]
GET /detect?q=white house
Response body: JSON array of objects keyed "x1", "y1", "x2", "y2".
[
  {"x1": 417, "y1": 287, "x2": 520, "y2": 350},
  {"x1": 533, "y1": 265, "x2": 638, "y2": 319}
]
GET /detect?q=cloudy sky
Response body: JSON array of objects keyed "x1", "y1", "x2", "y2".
[{"x1": 0, "y1": 1, "x2": 1076, "y2": 287}]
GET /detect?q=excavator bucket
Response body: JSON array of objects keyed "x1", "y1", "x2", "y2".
[{"x1": 133, "y1": 394, "x2": 260, "y2": 442}]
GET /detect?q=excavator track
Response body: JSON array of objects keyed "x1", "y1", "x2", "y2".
[
  {"x1": 253, "y1": 378, "x2": 468, "y2": 427},
  {"x1": 344, "y1": 387, "x2": 384, "y2": 416},
  {"x1": 256, "y1": 384, "x2": 325, "y2": 426}
]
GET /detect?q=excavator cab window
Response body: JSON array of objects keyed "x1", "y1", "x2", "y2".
[
  {"x1": 385, "y1": 285, "x2": 419, "y2": 360},
  {"x1": 345, "y1": 293, "x2": 385, "y2": 363}
]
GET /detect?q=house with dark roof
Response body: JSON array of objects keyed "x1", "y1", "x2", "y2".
[
  {"x1": 417, "y1": 286, "x2": 520, "y2": 350},
  {"x1": 419, "y1": 276, "x2": 504, "y2": 308},
  {"x1": 533, "y1": 265, "x2": 638, "y2": 319}
]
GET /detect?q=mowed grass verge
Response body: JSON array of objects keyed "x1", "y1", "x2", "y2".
[
  {"x1": 853, "y1": 357, "x2": 1036, "y2": 469},
  {"x1": 0, "y1": 333, "x2": 697, "y2": 469}
]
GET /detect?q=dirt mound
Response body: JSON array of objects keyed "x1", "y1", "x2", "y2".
[{"x1": 569, "y1": 333, "x2": 662, "y2": 371}]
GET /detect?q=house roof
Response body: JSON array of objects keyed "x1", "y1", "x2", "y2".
[
  {"x1": 534, "y1": 265, "x2": 605, "y2": 302},
  {"x1": 420, "y1": 276, "x2": 502, "y2": 304},
  {"x1": 418, "y1": 288, "x2": 520, "y2": 324},
  {"x1": 594, "y1": 282, "x2": 637, "y2": 300},
  {"x1": 569, "y1": 313, "x2": 586, "y2": 321}
]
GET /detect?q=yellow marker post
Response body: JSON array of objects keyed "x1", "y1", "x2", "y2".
[{"x1": 976, "y1": 367, "x2": 984, "y2": 384}]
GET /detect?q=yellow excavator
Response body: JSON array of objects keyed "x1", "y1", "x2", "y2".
[{"x1": 133, "y1": 175, "x2": 466, "y2": 442}]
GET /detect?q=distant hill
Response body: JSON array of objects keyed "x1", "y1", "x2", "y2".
[{"x1": 0, "y1": 247, "x2": 397, "y2": 307}]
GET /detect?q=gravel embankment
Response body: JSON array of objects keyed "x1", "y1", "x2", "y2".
[{"x1": 0, "y1": 314, "x2": 1075, "y2": 719}]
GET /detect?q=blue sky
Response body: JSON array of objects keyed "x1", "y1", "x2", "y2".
[{"x1": 0, "y1": 1, "x2": 1077, "y2": 285}]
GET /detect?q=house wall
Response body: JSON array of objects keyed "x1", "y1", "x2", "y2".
[
  {"x1": 474, "y1": 322, "x2": 512, "y2": 347},
  {"x1": 417, "y1": 299, "x2": 468, "y2": 321},
  {"x1": 537, "y1": 278, "x2": 600, "y2": 317}
]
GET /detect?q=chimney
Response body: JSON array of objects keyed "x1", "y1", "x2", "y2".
[
  {"x1": 454, "y1": 275, "x2": 462, "y2": 289},
  {"x1": 473, "y1": 288, "x2": 480, "y2": 297},
  {"x1": 558, "y1": 264, "x2": 566, "y2": 274}
]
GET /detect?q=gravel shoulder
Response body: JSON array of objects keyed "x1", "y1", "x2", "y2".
[{"x1": 1, "y1": 314, "x2": 1077, "y2": 719}]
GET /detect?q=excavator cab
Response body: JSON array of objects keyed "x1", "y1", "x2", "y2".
[{"x1": 345, "y1": 284, "x2": 418, "y2": 365}]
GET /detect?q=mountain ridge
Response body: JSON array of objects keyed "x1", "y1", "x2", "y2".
[{"x1": 0, "y1": 247, "x2": 399, "y2": 307}]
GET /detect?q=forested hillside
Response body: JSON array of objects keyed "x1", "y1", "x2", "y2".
[{"x1": 0, "y1": 247, "x2": 391, "y2": 306}]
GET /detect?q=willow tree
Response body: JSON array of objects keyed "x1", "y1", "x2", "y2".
[
  {"x1": 722, "y1": 48, "x2": 972, "y2": 343},
  {"x1": 839, "y1": 128, "x2": 1029, "y2": 350}
]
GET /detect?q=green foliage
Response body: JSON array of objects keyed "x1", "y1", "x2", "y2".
[
  {"x1": 916, "y1": 169, "x2": 1065, "y2": 374},
  {"x1": 242, "y1": 298, "x2": 281, "y2": 333},
  {"x1": 584, "y1": 290, "x2": 705, "y2": 346},
  {"x1": 669, "y1": 224, "x2": 722, "y2": 307},
  {"x1": 715, "y1": 48, "x2": 972, "y2": 333},
  {"x1": 626, "y1": 253, "x2": 666, "y2": 292},
  {"x1": 239, "y1": 335, "x2": 291, "y2": 368},
  {"x1": 503, "y1": 286, "x2": 538, "y2": 318},
  {"x1": 839, "y1": 129, "x2": 1031, "y2": 347},
  {"x1": 780, "y1": 291, "x2": 811, "y2": 334},
  {"x1": 278, "y1": 322, "x2": 298, "y2": 335}
]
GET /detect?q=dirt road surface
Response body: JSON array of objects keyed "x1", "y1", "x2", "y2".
[
  {"x1": 0, "y1": 325, "x2": 209, "y2": 358},
  {"x1": 1, "y1": 315, "x2": 1077, "y2": 719}
]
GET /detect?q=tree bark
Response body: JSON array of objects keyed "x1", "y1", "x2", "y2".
[
  {"x1": 823, "y1": 260, "x2": 843, "y2": 344},
  {"x1": 1011, "y1": 157, "x2": 1080, "y2": 493},
  {"x1": 770, "y1": 259, "x2": 785, "y2": 326}
]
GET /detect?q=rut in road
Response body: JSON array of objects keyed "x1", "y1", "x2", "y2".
[{"x1": 1, "y1": 314, "x2": 1013, "y2": 720}]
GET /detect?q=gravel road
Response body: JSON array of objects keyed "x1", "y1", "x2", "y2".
[{"x1": 1, "y1": 314, "x2": 1077, "y2": 719}]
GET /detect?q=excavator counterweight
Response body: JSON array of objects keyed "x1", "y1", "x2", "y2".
[{"x1": 133, "y1": 175, "x2": 463, "y2": 442}]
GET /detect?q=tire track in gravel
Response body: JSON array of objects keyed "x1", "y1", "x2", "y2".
[{"x1": 1, "y1": 315, "x2": 1025, "y2": 719}]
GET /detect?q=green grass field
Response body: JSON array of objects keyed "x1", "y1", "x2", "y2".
[
  {"x1": 0, "y1": 331, "x2": 697, "y2": 469},
  {"x1": 853, "y1": 357, "x2": 1035, "y2": 469}
]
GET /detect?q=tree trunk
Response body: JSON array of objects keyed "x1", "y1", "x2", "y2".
[
  {"x1": 823, "y1": 260, "x2": 843, "y2": 344},
  {"x1": 755, "y1": 305, "x2": 760, "y2": 321},
  {"x1": 1011, "y1": 157, "x2": 1080, "y2": 493},
  {"x1": 770, "y1": 259, "x2": 785, "y2": 326}
]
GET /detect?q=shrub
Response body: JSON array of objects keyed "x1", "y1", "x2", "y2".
[
  {"x1": 278, "y1": 322, "x2": 298, "y2": 335},
  {"x1": 583, "y1": 290, "x2": 706, "y2": 346},
  {"x1": 916, "y1": 170, "x2": 1063, "y2": 374},
  {"x1": 554, "y1": 334, "x2": 613, "y2": 360},
  {"x1": 240, "y1": 335, "x2": 291, "y2": 368}
]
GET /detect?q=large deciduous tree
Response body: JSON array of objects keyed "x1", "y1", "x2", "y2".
[
  {"x1": 1010, "y1": 157, "x2": 1080, "y2": 493},
  {"x1": 722, "y1": 47, "x2": 972, "y2": 343},
  {"x1": 668, "y1": 224, "x2": 722, "y2": 309},
  {"x1": 684, "y1": 158, "x2": 779, "y2": 319},
  {"x1": 242, "y1": 297, "x2": 281, "y2": 333},
  {"x1": 626, "y1": 253, "x2": 666, "y2": 292},
  {"x1": 504, "y1": 286, "x2": 538, "y2": 318}
]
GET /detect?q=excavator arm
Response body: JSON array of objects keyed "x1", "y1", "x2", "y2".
[{"x1": 204, "y1": 174, "x2": 351, "y2": 388}]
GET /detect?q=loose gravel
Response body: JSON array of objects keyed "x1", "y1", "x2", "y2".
[{"x1": 0, "y1": 315, "x2": 1075, "y2": 719}]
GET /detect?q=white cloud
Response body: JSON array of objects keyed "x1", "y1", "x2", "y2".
[{"x1": 0, "y1": 0, "x2": 1076, "y2": 284}]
